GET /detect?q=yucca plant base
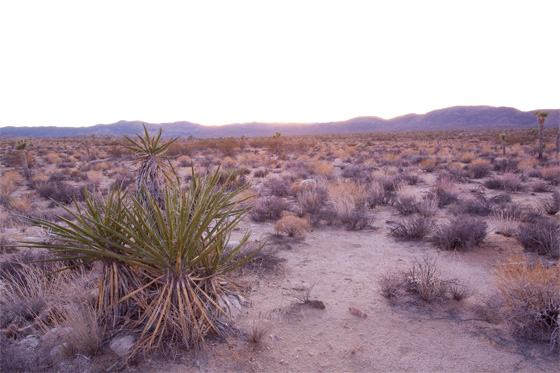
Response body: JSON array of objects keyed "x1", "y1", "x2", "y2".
[{"x1": 25, "y1": 168, "x2": 259, "y2": 355}]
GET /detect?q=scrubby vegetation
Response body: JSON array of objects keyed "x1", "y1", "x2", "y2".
[{"x1": 1, "y1": 126, "x2": 560, "y2": 370}]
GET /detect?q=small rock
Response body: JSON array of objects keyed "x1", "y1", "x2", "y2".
[
  {"x1": 19, "y1": 335, "x2": 40, "y2": 350},
  {"x1": 110, "y1": 335, "x2": 135, "y2": 357},
  {"x1": 348, "y1": 307, "x2": 367, "y2": 318}
]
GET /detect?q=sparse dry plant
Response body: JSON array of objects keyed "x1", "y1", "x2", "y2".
[
  {"x1": 405, "y1": 255, "x2": 447, "y2": 302},
  {"x1": 246, "y1": 308, "x2": 281, "y2": 346}
]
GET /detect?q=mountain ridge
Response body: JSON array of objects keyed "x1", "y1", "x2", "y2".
[{"x1": 1, "y1": 106, "x2": 558, "y2": 138}]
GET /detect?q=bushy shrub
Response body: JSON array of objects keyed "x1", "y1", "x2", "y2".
[
  {"x1": 417, "y1": 194, "x2": 439, "y2": 217},
  {"x1": 36, "y1": 181, "x2": 87, "y2": 204},
  {"x1": 540, "y1": 192, "x2": 560, "y2": 215},
  {"x1": 264, "y1": 178, "x2": 292, "y2": 197},
  {"x1": 493, "y1": 158, "x2": 518, "y2": 173},
  {"x1": 468, "y1": 160, "x2": 493, "y2": 178},
  {"x1": 379, "y1": 256, "x2": 472, "y2": 303},
  {"x1": 457, "y1": 193, "x2": 493, "y2": 216},
  {"x1": 249, "y1": 196, "x2": 288, "y2": 222},
  {"x1": 516, "y1": 220, "x2": 560, "y2": 258},
  {"x1": 484, "y1": 174, "x2": 523, "y2": 191},
  {"x1": 274, "y1": 216, "x2": 310, "y2": 238},
  {"x1": 495, "y1": 256, "x2": 559, "y2": 348},
  {"x1": 390, "y1": 215, "x2": 434, "y2": 240},
  {"x1": 393, "y1": 190, "x2": 418, "y2": 215},
  {"x1": 296, "y1": 184, "x2": 328, "y2": 225},
  {"x1": 253, "y1": 168, "x2": 269, "y2": 178},
  {"x1": 365, "y1": 181, "x2": 386, "y2": 208},
  {"x1": 541, "y1": 166, "x2": 560, "y2": 185},
  {"x1": 431, "y1": 215, "x2": 488, "y2": 250}
]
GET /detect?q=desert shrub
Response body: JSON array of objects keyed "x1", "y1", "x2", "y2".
[
  {"x1": 541, "y1": 166, "x2": 560, "y2": 185},
  {"x1": 417, "y1": 193, "x2": 439, "y2": 217},
  {"x1": 365, "y1": 180, "x2": 386, "y2": 207},
  {"x1": 328, "y1": 180, "x2": 369, "y2": 229},
  {"x1": 36, "y1": 181, "x2": 86, "y2": 204},
  {"x1": 404, "y1": 255, "x2": 447, "y2": 302},
  {"x1": 379, "y1": 269, "x2": 405, "y2": 299},
  {"x1": 419, "y1": 158, "x2": 437, "y2": 172},
  {"x1": 516, "y1": 220, "x2": 560, "y2": 259},
  {"x1": 296, "y1": 183, "x2": 328, "y2": 222},
  {"x1": 457, "y1": 192, "x2": 493, "y2": 216},
  {"x1": 393, "y1": 189, "x2": 418, "y2": 215},
  {"x1": 380, "y1": 256, "x2": 471, "y2": 303},
  {"x1": 249, "y1": 196, "x2": 288, "y2": 222},
  {"x1": 484, "y1": 173, "x2": 523, "y2": 191},
  {"x1": 468, "y1": 159, "x2": 493, "y2": 178},
  {"x1": 49, "y1": 303, "x2": 105, "y2": 358},
  {"x1": 342, "y1": 209, "x2": 371, "y2": 230},
  {"x1": 492, "y1": 207, "x2": 520, "y2": 237},
  {"x1": 253, "y1": 168, "x2": 269, "y2": 178},
  {"x1": 264, "y1": 177, "x2": 292, "y2": 197},
  {"x1": 493, "y1": 158, "x2": 518, "y2": 173},
  {"x1": 495, "y1": 256, "x2": 559, "y2": 348},
  {"x1": 341, "y1": 164, "x2": 369, "y2": 179},
  {"x1": 540, "y1": 192, "x2": 560, "y2": 215},
  {"x1": 111, "y1": 173, "x2": 135, "y2": 190},
  {"x1": 531, "y1": 180, "x2": 550, "y2": 193},
  {"x1": 0, "y1": 258, "x2": 67, "y2": 329},
  {"x1": 431, "y1": 215, "x2": 487, "y2": 250},
  {"x1": 389, "y1": 215, "x2": 434, "y2": 240},
  {"x1": 274, "y1": 216, "x2": 310, "y2": 238}
]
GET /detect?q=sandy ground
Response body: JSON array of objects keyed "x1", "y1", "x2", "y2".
[{"x1": 140, "y1": 202, "x2": 559, "y2": 372}]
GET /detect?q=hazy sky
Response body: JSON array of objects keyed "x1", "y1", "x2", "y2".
[{"x1": 1, "y1": 1, "x2": 558, "y2": 127}]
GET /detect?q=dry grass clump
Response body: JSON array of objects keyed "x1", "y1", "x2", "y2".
[
  {"x1": 492, "y1": 207, "x2": 520, "y2": 237},
  {"x1": 495, "y1": 256, "x2": 559, "y2": 348},
  {"x1": 246, "y1": 308, "x2": 281, "y2": 346},
  {"x1": 8, "y1": 196, "x2": 32, "y2": 212},
  {"x1": 389, "y1": 215, "x2": 434, "y2": 240},
  {"x1": 431, "y1": 215, "x2": 487, "y2": 250},
  {"x1": 275, "y1": 216, "x2": 310, "y2": 238},
  {"x1": 328, "y1": 180, "x2": 369, "y2": 230}
]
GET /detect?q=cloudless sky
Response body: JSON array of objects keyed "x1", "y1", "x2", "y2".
[{"x1": 0, "y1": 0, "x2": 558, "y2": 127}]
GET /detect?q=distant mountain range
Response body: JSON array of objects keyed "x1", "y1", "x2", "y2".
[{"x1": 1, "y1": 106, "x2": 558, "y2": 138}]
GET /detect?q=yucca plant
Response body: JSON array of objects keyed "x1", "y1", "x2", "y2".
[
  {"x1": 24, "y1": 129, "x2": 260, "y2": 356},
  {"x1": 123, "y1": 124, "x2": 179, "y2": 208}
]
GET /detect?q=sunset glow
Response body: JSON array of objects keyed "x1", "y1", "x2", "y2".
[{"x1": 0, "y1": 0, "x2": 558, "y2": 128}]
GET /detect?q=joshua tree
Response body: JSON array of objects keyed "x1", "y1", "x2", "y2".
[
  {"x1": 272, "y1": 131, "x2": 282, "y2": 155},
  {"x1": 535, "y1": 111, "x2": 549, "y2": 160},
  {"x1": 500, "y1": 133, "x2": 507, "y2": 156},
  {"x1": 15, "y1": 140, "x2": 31, "y2": 181}
]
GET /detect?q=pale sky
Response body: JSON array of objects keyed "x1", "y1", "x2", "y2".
[{"x1": 0, "y1": 0, "x2": 558, "y2": 127}]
